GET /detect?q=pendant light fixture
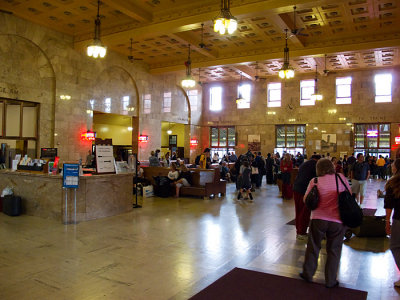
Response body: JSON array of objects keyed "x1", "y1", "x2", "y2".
[
  {"x1": 213, "y1": 0, "x2": 238, "y2": 35},
  {"x1": 181, "y1": 44, "x2": 196, "y2": 88},
  {"x1": 310, "y1": 65, "x2": 323, "y2": 101},
  {"x1": 278, "y1": 29, "x2": 294, "y2": 79},
  {"x1": 236, "y1": 73, "x2": 244, "y2": 104},
  {"x1": 87, "y1": 0, "x2": 107, "y2": 58}
]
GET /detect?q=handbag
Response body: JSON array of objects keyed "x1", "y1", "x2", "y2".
[
  {"x1": 305, "y1": 177, "x2": 319, "y2": 210},
  {"x1": 251, "y1": 166, "x2": 259, "y2": 174},
  {"x1": 335, "y1": 174, "x2": 363, "y2": 228}
]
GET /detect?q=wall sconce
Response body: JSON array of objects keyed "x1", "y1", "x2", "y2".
[
  {"x1": 60, "y1": 95, "x2": 71, "y2": 100},
  {"x1": 267, "y1": 111, "x2": 276, "y2": 115},
  {"x1": 288, "y1": 118, "x2": 296, "y2": 122},
  {"x1": 127, "y1": 105, "x2": 135, "y2": 112},
  {"x1": 314, "y1": 127, "x2": 318, "y2": 130},
  {"x1": 328, "y1": 109, "x2": 337, "y2": 114},
  {"x1": 127, "y1": 127, "x2": 133, "y2": 131},
  {"x1": 339, "y1": 117, "x2": 346, "y2": 121}
]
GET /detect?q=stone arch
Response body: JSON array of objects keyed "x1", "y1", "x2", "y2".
[
  {"x1": 0, "y1": 33, "x2": 56, "y2": 148},
  {"x1": 176, "y1": 85, "x2": 191, "y2": 126}
]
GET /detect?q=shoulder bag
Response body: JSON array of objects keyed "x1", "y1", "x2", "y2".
[
  {"x1": 335, "y1": 173, "x2": 363, "y2": 228},
  {"x1": 305, "y1": 177, "x2": 319, "y2": 210}
]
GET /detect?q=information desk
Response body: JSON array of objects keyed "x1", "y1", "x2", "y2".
[{"x1": 0, "y1": 170, "x2": 134, "y2": 223}]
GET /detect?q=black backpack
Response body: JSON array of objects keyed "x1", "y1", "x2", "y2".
[{"x1": 335, "y1": 174, "x2": 363, "y2": 228}]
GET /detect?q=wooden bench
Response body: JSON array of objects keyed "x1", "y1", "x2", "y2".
[{"x1": 143, "y1": 167, "x2": 226, "y2": 199}]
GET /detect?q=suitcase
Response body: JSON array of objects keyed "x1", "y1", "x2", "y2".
[
  {"x1": 3, "y1": 195, "x2": 22, "y2": 216},
  {"x1": 345, "y1": 215, "x2": 386, "y2": 239}
]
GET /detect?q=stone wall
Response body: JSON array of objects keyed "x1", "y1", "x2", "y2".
[
  {"x1": 201, "y1": 67, "x2": 400, "y2": 158},
  {"x1": 0, "y1": 14, "x2": 202, "y2": 162}
]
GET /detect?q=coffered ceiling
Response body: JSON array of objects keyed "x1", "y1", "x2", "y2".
[{"x1": 2, "y1": 0, "x2": 400, "y2": 82}]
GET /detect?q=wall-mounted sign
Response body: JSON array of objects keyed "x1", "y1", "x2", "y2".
[
  {"x1": 81, "y1": 131, "x2": 96, "y2": 141},
  {"x1": 190, "y1": 139, "x2": 198, "y2": 146},
  {"x1": 367, "y1": 130, "x2": 378, "y2": 137},
  {"x1": 395, "y1": 136, "x2": 400, "y2": 145},
  {"x1": 139, "y1": 135, "x2": 148, "y2": 142}
]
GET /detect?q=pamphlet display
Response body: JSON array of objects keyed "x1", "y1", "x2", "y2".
[
  {"x1": 95, "y1": 145, "x2": 115, "y2": 173},
  {"x1": 114, "y1": 161, "x2": 130, "y2": 174},
  {"x1": 63, "y1": 163, "x2": 80, "y2": 188}
]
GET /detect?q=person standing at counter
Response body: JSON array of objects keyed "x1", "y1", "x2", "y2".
[
  {"x1": 149, "y1": 151, "x2": 160, "y2": 167},
  {"x1": 199, "y1": 148, "x2": 211, "y2": 169}
]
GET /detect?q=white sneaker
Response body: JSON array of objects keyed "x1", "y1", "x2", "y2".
[{"x1": 394, "y1": 279, "x2": 400, "y2": 287}]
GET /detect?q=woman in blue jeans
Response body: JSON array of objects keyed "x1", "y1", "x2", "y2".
[{"x1": 384, "y1": 158, "x2": 400, "y2": 287}]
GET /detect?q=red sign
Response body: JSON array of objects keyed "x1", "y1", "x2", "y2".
[
  {"x1": 81, "y1": 131, "x2": 96, "y2": 141},
  {"x1": 139, "y1": 135, "x2": 148, "y2": 142},
  {"x1": 190, "y1": 139, "x2": 198, "y2": 146},
  {"x1": 395, "y1": 136, "x2": 400, "y2": 144}
]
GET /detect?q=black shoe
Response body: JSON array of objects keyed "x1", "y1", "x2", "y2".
[
  {"x1": 299, "y1": 272, "x2": 312, "y2": 283},
  {"x1": 325, "y1": 281, "x2": 339, "y2": 288},
  {"x1": 237, "y1": 192, "x2": 241, "y2": 200},
  {"x1": 249, "y1": 193, "x2": 253, "y2": 200}
]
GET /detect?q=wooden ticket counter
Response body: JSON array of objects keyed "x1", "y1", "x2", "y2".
[{"x1": 0, "y1": 170, "x2": 134, "y2": 223}]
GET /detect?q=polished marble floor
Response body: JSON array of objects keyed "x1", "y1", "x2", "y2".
[{"x1": 0, "y1": 179, "x2": 399, "y2": 300}]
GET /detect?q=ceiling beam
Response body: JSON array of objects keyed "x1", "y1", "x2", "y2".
[
  {"x1": 149, "y1": 38, "x2": 400, "y2": 74},
  {"x1": 170, "y1": 32, "x2": 219, "y2": 59},
  {"x1": 74, "y1": 0, "x2": 345, "y2": 49},
  {"x1": 101, "y1": 0, "x2": 152, "y2": 23},
  {"x1": 230, "y1": 65, "x2": 256, "y2": 81},
  {"x1": 271, "y1": 13, "x2": 306, "y2": 48}
]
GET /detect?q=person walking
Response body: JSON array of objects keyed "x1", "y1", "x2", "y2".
[
  {"x1": 300, "y1": 158, "x2": 351, "y2": 288},
  {"x1": 350, "y1": 153, "x2": 370, "y2": 206},
  {"x1": 265, "y1": 153, "x2": 274, "y2": 184},
  {"x1": 384, "y1": 158, "x2": 400, "y2": 287},
  {"x1": 237, "y1": 160, "x2": 253, "y2": 201},
  {"x1": 293, "y1": 154, "x2": 320, "y2": 240}
]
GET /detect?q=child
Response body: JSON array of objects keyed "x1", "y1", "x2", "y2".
[{"x1": 237, "y1": 161, "x2": 253, "y2": 201}]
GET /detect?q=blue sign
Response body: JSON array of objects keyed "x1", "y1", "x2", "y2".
[{"x1": 63, "y1": 163, "x2": 80, "y2": 188}]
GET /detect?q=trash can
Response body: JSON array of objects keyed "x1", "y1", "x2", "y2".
[{"x1": 3, "y1": 195, "x2": 22, "y2": 216}]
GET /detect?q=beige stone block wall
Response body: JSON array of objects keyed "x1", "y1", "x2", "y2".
[
  {"x1": 0, "y1": 14, "x2": 202, "y2": 163},
  {"x1": 201, "y1": 68, "x2": 400, "y2": 157}
]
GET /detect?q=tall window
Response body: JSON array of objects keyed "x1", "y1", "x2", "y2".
[
  {"x1": 104, "y1": 98, "x2": 111, "y2": 113},
  {"x1": 143, "y1": 94, "x2": 151, "y2": 114},
  {"x1": 122, "y1": 96, "x2": 129, "y2": 111},
  {"x1": 185, "y1": 89, "x2": 198, "y2": 111},
  {"x1": 300, "y1": 80, "x2": 315, "y2": 106},
  {"x1": 163, "y1": 92, "x2": 171, "y2": 112},
  {"x1": 354, "y1": 123, "x2": 391, "y2": 156},
  {"x1": 267, "y1": 82, "x2": 281, "y2": 107},
  {"x1": 276, "y1": 125, "x2": 306, "y2": 148},
  {"x1": 210, "y1": 86, "x2": 222, "y2": 111},
  {"x1": 336, "y1": 77, "x2": 352, "y2": 104},
  {"x1": 237, "y1": 83, "x2": 251, "y2": 109},
  {"x1": 210, "y1": 127, "x2": 236, "y2": 155},
  {"x1": 375, "y1": 73, "x2": 392, "y2": 103}
]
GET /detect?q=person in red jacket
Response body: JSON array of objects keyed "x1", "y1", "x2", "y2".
[{"x1": 280, "y1": 153, "x2": 293, "y2": 199}]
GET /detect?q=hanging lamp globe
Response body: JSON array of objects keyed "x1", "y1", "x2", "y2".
[
  {"x1": 87, "y1": 0, "x2": 107, "y2": 58},
  {"x1": 278, "y1": 29, "x2": 295, "y2": 79},
  {"x1": 213, "y1": 0, "x2": 238, "y2": 35},
  {"x1": 181, "y1": 44, "x2": 196, "y2": 88}
]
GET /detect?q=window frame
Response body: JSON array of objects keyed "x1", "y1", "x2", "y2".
[
  {"x1": 210, "y1": 126, "x2": 236, "y2": 148},
  {"x1": 336, "y1": 77, "x2": 352, "y2": 104},
  {"x1": 354, "y1": 123, "x2": 391, "y2": 150},
  {"x1": 267, "y1": 82, "x2": 282, "y2": 107},
  {"x1": 143, "y1": 94, "x2": 151, "y2": 114},
  {"x1": 209, "y1": 86, "x2": 222, "y2": 111},
  {"x1": 275, "y1": 124, "x2": 306, "y2": 148},
  {"x1": 185, "y1": 89, "x2": 198, "y2": 112},
  {"x1": 374, "y1": 73, "x2": 392, "y2": 103},
  {"x1": 237, "y1": 83, "x2": 251, "y2": 109},
  {"x1": 162, "y1": 92, "x2": 172, "y2": 113},
  {"x1": 300, "y1": 79, "x2": 316, "y2": 106},
  {"x1": 104, "y1": 97, "x2": 111, "y2": 113}
]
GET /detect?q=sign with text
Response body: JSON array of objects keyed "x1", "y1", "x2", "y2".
[
  {"x1": 95, "y1": 145, "x2": 115, "y2": 173},
  {"x1": 63, "y1": 163, "x2": 79, "y2": 188}
]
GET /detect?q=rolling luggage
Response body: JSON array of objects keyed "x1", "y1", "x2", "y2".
[{"x1": 3, "y1": 195, "x2": 22, "y2": 216}]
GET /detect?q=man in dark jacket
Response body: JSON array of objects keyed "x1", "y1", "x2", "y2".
[{"x1": 293, "y1": 154, "x2": 321, "y2": 240}]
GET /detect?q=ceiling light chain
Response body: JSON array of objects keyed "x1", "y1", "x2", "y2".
[
  {"x1": 310, "y1": 65, "x2": 323, "y2": 101},
  {"x1": 278, "y1": 29, "x2": 294, "y2": 79},
  {"x1": 181, "y1": 44, "x2": 196, "y2": 88},
  {"x1": 213, "y1": 0, "x2": 238, "y2": 35},
  {"x1": 236, "y1": 73, "x2": 244, "y2": 104},
  {"x1": 87, "y1": 0, "x2": 107, "y2": 58}
]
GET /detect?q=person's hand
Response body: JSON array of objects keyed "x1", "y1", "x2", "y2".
[{"x1": 386, "y1": 222, "x2": 391, "y2": 235}]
